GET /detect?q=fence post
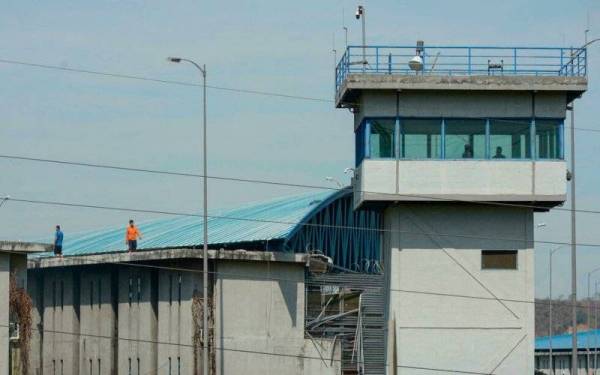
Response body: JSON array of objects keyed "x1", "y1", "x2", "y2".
[
  {"x1": 570, "y1": 47, "x2": 574, "y2": 76},
  {"x1": 376, "y1": 47, "x2": 379, "y2": 73},
  {"x1": 513, "y1": 48, "x2": 517, "y2": 73},
  {"x1": 388, "y1": 53, "x2": 392, "y2": 74},
  {"x1": 468, "y1": 48, "x2": 472, "y2": 74}
]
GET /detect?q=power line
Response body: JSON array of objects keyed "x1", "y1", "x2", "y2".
[
  {"x1": 3, "y1": 59, "x2": 600, "y2": 134},
  {"x1": 25, "y1": 253, "x2": 600, "y2": 311},
  {"x1": 8, "y1": 195, "x2": 600, "y2": 248},
  {"x1": 0, "y1": 323, "x2": 495, "y2": 374},
  {"x1": 1, "y1": 153, "x2": 599, "y2": 215},
  {"x1": 0, "y1": 58, "x2": 333, "y2": 103}
]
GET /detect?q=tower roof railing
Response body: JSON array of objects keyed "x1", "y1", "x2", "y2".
[{"x1": 335, "y1": 45, "x2": 587, "y2": 94}]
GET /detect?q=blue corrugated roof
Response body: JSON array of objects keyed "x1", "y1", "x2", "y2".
[
  {"x1": 35, "y1": 190, "x2": 345, "y2": 257},
  {"x1": 536, "y1": 329, "x2": 600, "y2": 350}
]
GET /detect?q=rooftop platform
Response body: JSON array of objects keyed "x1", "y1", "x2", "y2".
[
  {"x1": 336, "y1": 45, "x2": 588, "y2": 107},
  {"x1": 0, "y1": 241, "x2": 52, "y2": 253}
]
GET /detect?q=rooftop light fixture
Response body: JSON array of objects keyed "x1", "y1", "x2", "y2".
[
  {"x1": 408, "y1": 55, "x2": 423, "y2": 72},
  {"x1": 409, "y1": 40, "x2": 424, "y2": 73}
]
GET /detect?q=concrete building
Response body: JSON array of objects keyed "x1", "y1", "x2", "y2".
[
  {"x1": 26, "y1": 190, "x2": 385, "y2": 375},
  {"x1": 535, "y1": 329, "x2": 600, "y2": 374},
  {"x1": 335, "y1": 44, "x2": 587, "y2": 374},
  {"x1": 0, "y1": 241, "x2": 51, "y2": 375}
]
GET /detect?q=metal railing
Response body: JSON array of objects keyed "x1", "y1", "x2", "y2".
[{"x1": 335, "y1": 45, "x2": 587, "y2": 93}]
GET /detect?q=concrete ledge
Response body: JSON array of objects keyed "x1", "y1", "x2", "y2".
[
  {"x1": 353, "y1": 159, "x2": 567, "y2": 209},
  {"x1": 337, "y1": 74, "x2": 587, "y2": 106},
  {"x1": 0, "y1": 241, "x2": 52, "y2": 253},
  {"x1": 28, "y1": 248, "x2": 308, "y2": 269}
]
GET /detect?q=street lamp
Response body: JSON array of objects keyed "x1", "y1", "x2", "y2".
[
  {"x1": 167, "y1": 57, "x2": 209, "y2": 375},
  {"x1": 548, "y1": 245, "x2": 566, "y2": 375},
  {"x1": 325, "y1": 176, "x2": 342, "y2": 188},
  {"x1": 0, "y1": 195, "x2": 9, "y2": 209}
]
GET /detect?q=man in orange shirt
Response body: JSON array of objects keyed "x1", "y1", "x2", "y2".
[{"x1": 125, "y1": 219, "x2": 142, "y2": 252}]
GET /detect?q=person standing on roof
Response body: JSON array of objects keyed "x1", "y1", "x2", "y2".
[
  {"x1": 125, "y1": 219, "x2": 142, "y2": 252},
  {"x1": 54, "y1": 225, "x2": 63, "y2": 257}
]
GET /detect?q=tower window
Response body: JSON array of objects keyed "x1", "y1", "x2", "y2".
[
  {"x1": 536, "y1": 119, "x2": 562, "y2": 159},
  {"x1": 481, "y1": 250, "x2": 518, "y2": 270},
  {"x1": 490, "y1": 119, "x2": 531, "y2": 159},
  {"x1": 445, "y1": 119, "x2": 486, "y2": 159},
  {"x1": 368, "y1": 119, "x2": 396, "y2": 158},
  {"x1": 402, "y1": 119, "x2": 442, "y2": 159}
]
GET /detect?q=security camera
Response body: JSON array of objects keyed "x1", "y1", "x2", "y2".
[{"x1": 355, "y1": 5, "x2": 363, "y2": 19}]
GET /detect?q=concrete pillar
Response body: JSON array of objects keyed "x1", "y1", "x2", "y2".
[{"x1": 0, "y1": 253, "x2": 10, "y2": 375}]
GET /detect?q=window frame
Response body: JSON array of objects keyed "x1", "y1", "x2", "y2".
[
  {"x1": 443, "y1": 118, "x2": 488, "y2": 160},
  {"x1": 481, "y1": 250, "x2": 519, "y2": 270},
  {"x1": 355, "y1": 116, "x2": 564, "y2": 164}
]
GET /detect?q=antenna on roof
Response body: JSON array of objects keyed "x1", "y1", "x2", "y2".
[{"x1": 585, "y1": 10, "x2": 590, "y2": 44}]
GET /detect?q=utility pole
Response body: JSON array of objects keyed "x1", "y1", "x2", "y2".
[
  {"x1": 167, "y1": 57, "x2": 209, "y2": 375},
  {"x1": 549, "y1": 246, "x2": 565, "y2": 375},
  {"x1": 587, "y1": 268, "x2": 600, "y2": 374},
  {"x1": 569, "y1": 101, "x2": 577, "y2": 375}
]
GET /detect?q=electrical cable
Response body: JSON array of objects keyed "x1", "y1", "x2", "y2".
[
  {"x1": 0, "y1": 322, "x2": 497, "y2": 374},
  {"x1": 28, "y1": 257, "x2": 597, "y2": 310},
  {"x1": 0, "y1": 153, "x2": 598, "y2": 215},
  {"x1": 9, "y1": 195, "x2": 600, "y2": 248},
  {"x1": 0, "y1": 58, "x2": 333, "y2": 103}
]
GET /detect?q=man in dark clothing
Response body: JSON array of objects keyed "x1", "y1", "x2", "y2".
[{"x1": 54, "y1": 225, "x2": 63, "y2": 257}]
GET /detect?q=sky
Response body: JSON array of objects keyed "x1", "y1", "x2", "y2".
[{"x1": 0, "y1": 0, "x2": 598, "y2": 298}]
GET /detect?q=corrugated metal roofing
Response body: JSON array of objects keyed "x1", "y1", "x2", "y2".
[
  {"x1": 34, "y1": 190, "x2": 344, "y2": 257},
  {"x1": 536, "y1": 329, "x2": 600, "y2": 350}
]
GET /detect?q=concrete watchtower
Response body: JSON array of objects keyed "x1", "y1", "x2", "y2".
[{"x1": 335, "y1": 43, "x2": 587, "y2": 374}]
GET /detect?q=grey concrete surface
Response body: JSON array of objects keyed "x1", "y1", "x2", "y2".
[
  {"x1": 28, "y1": 248, "x2": 307, "y2": 269},
  {"x1": 353, "y1": 159, "x2": 567, "y2": 208},
  {"x1": 337, "y1": 74, "x2": 587, "y2": 107},
  {"x1": 383, "y1": 203, "x2": 535, "y2": 375}
]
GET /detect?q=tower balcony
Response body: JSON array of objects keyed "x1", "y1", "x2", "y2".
[
  {"x1": 336, "y1": 45, "x2": 587, "y2": 107},
  {"x1": 352, "y1": 117, "x2": 567, "y2": 210}
]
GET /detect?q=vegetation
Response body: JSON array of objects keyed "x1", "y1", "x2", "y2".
[
  {"x1": 535, "y1": 297, "x2": 599, "y2": 337},
  {"x1": 9, "y1": 273, "x2": 33, "y2": 375}
]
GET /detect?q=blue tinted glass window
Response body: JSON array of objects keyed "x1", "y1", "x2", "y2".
[
  {"x1": 445, "y1": 119, "x2": 486, "y2": 159},
  {"x1": 355, "y1": 122, "x2": 366, "y2": 166},
  {"x1": 402, "y1": 119, "x2": 441, "y2": 159},
  {"x1": 536, "y1": 119, "x2": 562, "y2": 159},
  {"x1": 489, "y1": 119, "x2": 531, "y2": 159},
  {"x1": 369, "y1": 119, "x2": 395, "y2": 158}
]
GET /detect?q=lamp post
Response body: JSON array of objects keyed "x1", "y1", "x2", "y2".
[
  {"x1": 594, "y1": 281, "x2": 598, "y2": 375},
  {"x1": 548, "y1": 245, "x2": 566, "y2": 375},
  {"x1": 587, "y1": 267, "x2": 600, "y2": 374},
  {"x1": 167, "y1": 57, "x2": 209, "y2": 375}
]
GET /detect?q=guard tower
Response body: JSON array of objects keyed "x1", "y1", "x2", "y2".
[{"x1": 336, "y1": 44, "x2": 587, "y2": 374}]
